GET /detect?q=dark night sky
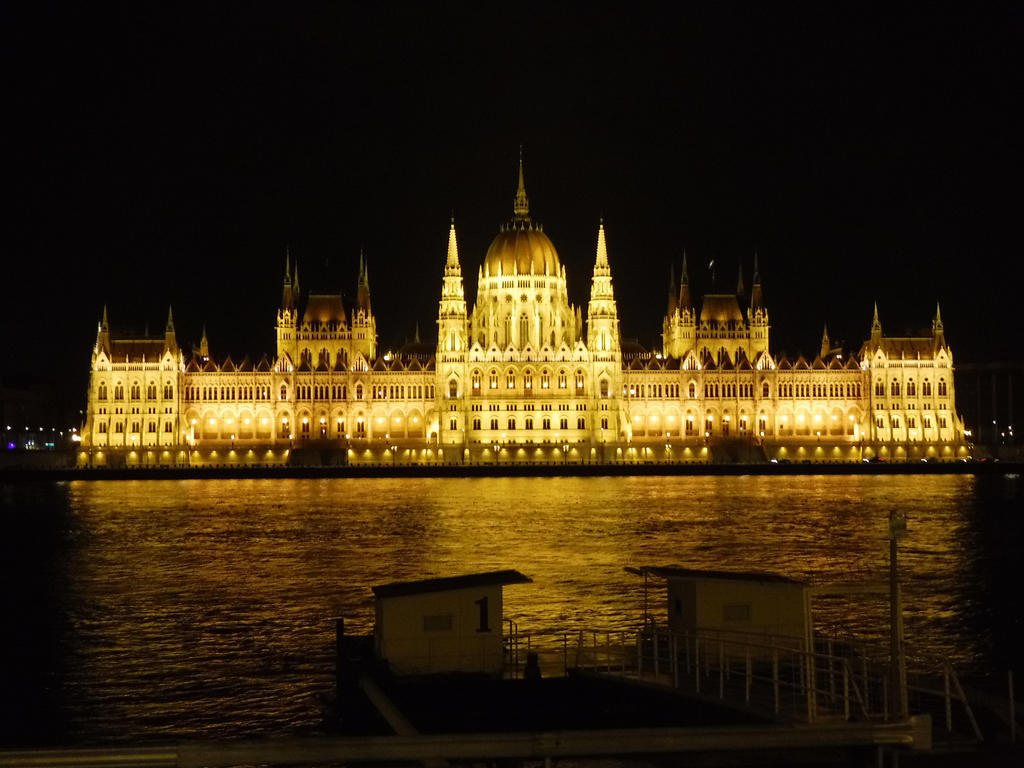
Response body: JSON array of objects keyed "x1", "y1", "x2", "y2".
[{"x1": 6, "y1": 4, "x2": 1022, "y2": 417}]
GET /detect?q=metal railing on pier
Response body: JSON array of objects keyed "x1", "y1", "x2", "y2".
[{"x1": 504, "y1": 618, "x2": 993, "y2": 739}]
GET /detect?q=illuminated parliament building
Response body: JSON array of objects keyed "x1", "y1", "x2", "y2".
[{"x1": 81, "y1": 162, "x2": 968, "y2": 467}]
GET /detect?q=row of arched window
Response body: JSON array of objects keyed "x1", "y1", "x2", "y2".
[
  {"x1": 97, "y1": 382, "x2": 173, "y2": 401},
  {"x1": 183, "y1": 385, "x2": 270, "y2": 402},
  {"x1": 875, "y1": 378, "x2": 946, "y2": 398},
  {"x1": 469, "y1": 368, "x2": 588, "y2": 393}
]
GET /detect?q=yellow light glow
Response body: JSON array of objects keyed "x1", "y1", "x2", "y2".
[
  {"x1": 378, "y1": 417, "x2": 384, "y2": 424},
  {"x1": 209, "y1": 419, "x2": 216, "y2": 425},
  {"x1": 798, "y1": 415, "x2": 805, "y2": 422},
  {"x1": 412, "y1": 417, "x2": 419, "y2": 423},
  {"x1": 227, "y1": 418, "x2": 233, "y2": 424},
  {"x1": 261, "y1": 418, "x2": 268, "y2": 425},
  {"x1": 191, "y1": 419, "x2": 197, "y2": 425},
  {"x1": 244, "y1": 418, "x2": 250, "y2": 425},
  {"x1": 302, "y1": 417, "x2": 308, "y2": 424},
  {"x1": 320, "y1": 417, "x2": 326, "y2": 424}
]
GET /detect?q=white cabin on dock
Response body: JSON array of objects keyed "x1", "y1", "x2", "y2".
[
  {"x1": 372, "y1": 570, "x2": 532, "y2": 676},
  {"x1": 634, "y1": 566, "x2": 812, "y2": 651}
]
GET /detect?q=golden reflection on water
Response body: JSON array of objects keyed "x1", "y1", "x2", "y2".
[{"x1": 53, "y1": 475, "x2": 996, "y2": 740}]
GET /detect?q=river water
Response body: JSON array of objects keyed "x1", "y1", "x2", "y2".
[{"x1": 1, "y1": 474, "x2": 1021, "y2": 746}]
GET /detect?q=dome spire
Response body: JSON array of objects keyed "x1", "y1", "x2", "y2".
[{"x1": 513, "y1": 145, "x2": 530, "y2": 221}]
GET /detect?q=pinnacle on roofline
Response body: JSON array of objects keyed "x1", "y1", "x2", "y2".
[{"x1": 513, "y1": 145, "x2": 530, "y2": 221}]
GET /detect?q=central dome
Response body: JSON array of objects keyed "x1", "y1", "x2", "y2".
[{"x1": 484, "y1": 222, "x2": 561, "y2": 277}]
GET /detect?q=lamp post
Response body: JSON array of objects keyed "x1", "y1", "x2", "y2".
[{"x1": 562, "y1": 442, "x2": 569, "y2": 465}]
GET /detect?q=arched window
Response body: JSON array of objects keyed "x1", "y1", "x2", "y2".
[
  {"x1": 471, "y1": 370, "x2": 481, "y2": 390},
  {"x1": 146, "y1": 383, "x2": 156, "y2": 399},
  {"x1": 519, "y1": 314, "x2": 529, "y2": 347},
  {"x1": 762, "y1": 381, "x2": 770, "y2": 398},
  {"x1": 938, "y1": 378, "x2": 947, "y2": 397},
  {"x1": 875, "y1": 381, "x2": 884, "y2": 397},
  {"x1": 907, "y1": 380, "x2": 916, "y2": 396},
  {"x1": 575, "y1": 371, "x2": 585, "y2": 392},
  {"x1": 524, "y1": 371, "x2": 533, "y2": 389},
  {"x1": 600, "y1": 379, "x2": 609, "y2": 397},
  {"x1": 558, "y1": 370, "x2": 567, "y2": 389},
  {"x1": 891, "y1": 380, "x2": 900, "y2": 397},
  {"x1": 130, "y1": 383, "x2": 141, "y2": 400},
  {"x1": 279, "y1": 384, "x2": 288, "y2": 400},
  {"x1": 98, "y1": 383, "x2": 108, "y2": 400},
  {"x1": 449, "y1": 379, "x2": 458, "y2": 398},
  {"x1": 489, "y1": 370, "x2": 498, "y2": 389},
  {"x1": 922, "y1": 379, "x2": 932, "y2": 397},
  {"x1": 506, "y1": 371, "x2": 516, "y2": 389},
  {"x1": 541, "y1": 370, "x2": 550, "y2": 389},
  {"x1": 688, "y1": 382, "x2": 696, "y2": 398}
]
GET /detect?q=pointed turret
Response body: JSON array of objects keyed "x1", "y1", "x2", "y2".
[
  {"x1": 281, "y1": 249, "x2": 295, "y2": 310},
  {"x1": 932, "y1": 301, "x2": 945, "y2": 347},
  {"x1": 357, "y1": 251, "x2": 372, "y2": 314},
  {"x1": 94, "y1": 305, "x2": 111, "y2": 356},
  {"x1": 678, "y1": 251, "x2": 692, "y2": 311},
  {"x1": 513, "y1": 146, "x2": 530, "y2": 222},
  {"x1": 587, "y1": 220, "x2": 620, "y2": 357},
  {"x1": 437, "y1": 219, "x2": 467, "y2": 356},
  {"x1": 199, "y1": 326, "x2": 209, "y2": 360},
  {"x1": 749, "y1": 251, "x2": 764, "y2": 311},
  {"x1": 164, "y1": 305, "x2": 178, "y2": 353},
  {"x1": 820, "y1": 325, "x2": 831, "y2": 359},
  {"x1": 446, "y1": 216, "x2": 461, "y2": 271},
  {"x1": 870, "y1": 301, "x2": 882, "y2": 343}
]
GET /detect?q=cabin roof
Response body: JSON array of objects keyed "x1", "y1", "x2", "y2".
[
  {"x1": 372, "y1": 569, "x2": 532, "y2": 598},
  {"x1": 628, "y1": 565, "x2": 805, "y2": 586}
]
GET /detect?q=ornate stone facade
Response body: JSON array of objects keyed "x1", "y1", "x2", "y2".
[{"x1": 80, "y1": 162, "x2": 968, "y2": 467}]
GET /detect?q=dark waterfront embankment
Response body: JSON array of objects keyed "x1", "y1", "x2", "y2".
[{"x1": 3, "y1": 459, "x2": 1022, "y2": 481}]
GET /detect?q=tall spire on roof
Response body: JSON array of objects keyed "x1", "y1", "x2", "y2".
[
  {"x1": 820, "y1": 325, "x2": 831, "y2": 359},
  {"x1": 587, "y1": 219, "x2": 619, "y2": 356},
  {"x1": 749, "y1": 250, "x2": 764, "y2": 311},
  {"x1": 281, "y1": 248, "x2": 295, "y2": 310},
  {"x1": 164, "y1": 306, "x2": 178, "y2": 354},
  {"x1": 678, "y1": 250, "x2": 692, "y2": 310},
  {"x1": 594, "y1": 218, "x2": 609, "y2": 270},
  {"x1": 446, "y1": 215, "x2": 460, "y2": 269},
  {"x1": 870, "y1": 301, "x2": 882, "y2": 342},
  {"x1": 932, "y1": 301, "x2": 945, "y2": 347},
  {"x1": 513, "y1": 145, "x2": 530, "y2": 221},
  {"x1": 199, "y1": 325, "x2": 209, "y2": 360},
  {"x1": 357, "y1": 249, "x2": 371, "y2": 314},
  {"x1": 95, "y1": 305, "x2": 111, "y2": 356}
]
